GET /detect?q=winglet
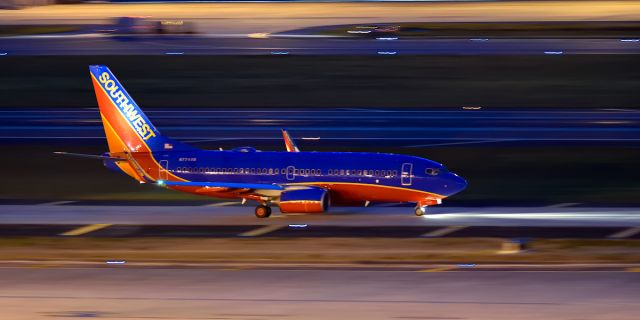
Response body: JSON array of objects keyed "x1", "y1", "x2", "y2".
[{"x1": 281, "y1": 129, "x2": 300, "y2": 152}]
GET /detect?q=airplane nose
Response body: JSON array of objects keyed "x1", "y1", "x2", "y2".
[{"x1": 444, "y1": 172, "x2": 468, "y2": 195}]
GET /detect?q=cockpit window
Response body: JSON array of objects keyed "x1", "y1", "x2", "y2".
[{"x1": 425, "y1": 168, "x2": 440, "y2": 176}]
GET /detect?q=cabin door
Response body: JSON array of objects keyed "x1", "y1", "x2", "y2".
[
  {"x1": 286, "y1": 166, "x2": 295, "y2": 181},
  {"x1": 159, "y1": 160, "x2": 169, "y2": 180},
  {"x1": 401, "y1": 163, "x2": 413, "y2": 186}
]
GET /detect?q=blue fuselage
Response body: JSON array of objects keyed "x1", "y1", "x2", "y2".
[{"x1": 146, "y1": 148, "x2": 467, "y2": 199}]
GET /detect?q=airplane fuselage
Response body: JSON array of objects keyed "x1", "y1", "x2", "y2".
[{"x1": 121, "y1": 149, "x2": 467, "y2": 207}]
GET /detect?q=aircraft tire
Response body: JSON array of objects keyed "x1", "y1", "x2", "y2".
[
  {"x1": 255, "y1": 205, "x2": 272, "y2": 218},
  {"x1": 415, "y1": 206, "x2": 426, "y2": 216}
]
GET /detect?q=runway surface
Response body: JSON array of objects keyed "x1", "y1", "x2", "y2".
[
  {"x1": 2, "y1": 108, "x2": 639, "y2": 147},
  {"x1": 2, "y1": 2, "x2": 640, "y2": 34},
  {"x1": 2, "y1": 36, "x2": 639, "y2": 55},
  {"x1": 2, "y1": 2, "x2": 640, "y2": 55},
  {"x1": 0, "y1": 201, "x2": 640, "y2": 231},
  {"x1": 1, "y1": 267, "x2": 638, "y2": 320}
]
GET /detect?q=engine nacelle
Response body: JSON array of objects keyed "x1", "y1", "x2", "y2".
[{"x1": 279, "y1": 188, "x2": 329, "y2": 214}]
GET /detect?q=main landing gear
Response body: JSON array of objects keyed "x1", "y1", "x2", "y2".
[
  {"x1": 255, "y1": 205, "x2": 272, "y2": 218},
  {"x1": 414, "y1": 206, "x2": 427, "y2": 217}
]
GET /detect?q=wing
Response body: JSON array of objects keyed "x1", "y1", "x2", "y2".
[
  {"x1": 281, "y1": 129, "x2": 300, "y2": 152},
  {"x1": 157, "y1": 180, "x2": 284, "y2": 191}
]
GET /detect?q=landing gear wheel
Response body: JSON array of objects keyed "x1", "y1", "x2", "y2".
[
  {"x1": 415, "y1": 206, "x2": 426, "y2": 216},
  {"x1": 255, "y1": 205, "x2": 272, "y2": 218}
]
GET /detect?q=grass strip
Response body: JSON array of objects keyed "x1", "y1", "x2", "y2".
[
  {"x1": 1, "y1": 237, "x2": 638, "y2": 264},
  {"x1": 0, "y1": 25, "x2": 82, "y2": 36},
  {"x1": 320, "y1": 21, "x2": 640, "y2": 38}
]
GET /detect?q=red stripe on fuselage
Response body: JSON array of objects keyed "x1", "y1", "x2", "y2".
[{"x1": 307, "y1": 182, "x2": 444, "y2": 206}]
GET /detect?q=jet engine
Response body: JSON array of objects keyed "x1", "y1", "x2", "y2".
[{"x1": 279, "y1": 188, "x2": 330, "y2": 214}]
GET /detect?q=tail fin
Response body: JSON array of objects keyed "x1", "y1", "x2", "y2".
[{"x1": 89, "y1": 65, "x2": 192, "y2": 154}]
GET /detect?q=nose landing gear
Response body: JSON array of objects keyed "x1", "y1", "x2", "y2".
[
  {"x1": 255, "y1": 205, "x2": 272, "y2": 218},
  {"x1": 414, "y1": 206, "x2": 427, "y2": 216}
]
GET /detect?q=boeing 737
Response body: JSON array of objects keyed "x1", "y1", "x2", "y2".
[{"x1": 60, "y1": 65, "x2": 467, "y2": 218}]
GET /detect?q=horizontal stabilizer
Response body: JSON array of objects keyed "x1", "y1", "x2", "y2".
[
  {"x1": 54, "y1": 152, "x2": 125, "y2": 161},
  {"x1": 157, "y1": 180, "x2": 284, "y2": 190}
]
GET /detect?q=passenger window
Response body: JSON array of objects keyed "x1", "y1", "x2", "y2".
[
  {"x1": 275, "y1": 168, "x2": 279, "y2": 174},
  {"x1": 357, "y1": 170, "x2": 362, "y2": 176},
  {"x1": 393, "y1": 170, "x2": 398, "y2": 177},
  {"x1": 269, "y1": 168, "x2": 273, "y2": 174}
]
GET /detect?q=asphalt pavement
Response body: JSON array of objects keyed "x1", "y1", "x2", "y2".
[
  {"x1": 1, "y1": 36, "x2": 639, "y2": 55},
  {"x1": 0, "y1": 267, "x2": 638, "y2": 320},
  {"x1": 2, "y1": 2, "x2": 640, "y2": 55},
  {"x1": 1, "y1": 108, "x2": 638, "y2": 147},
  {"x1": 1, "y1": 108, "x2": 639, "y2": 147},
  {"x1": 1, "y1": 204, "x2": 639, "y2": 239},
  {"x1": 2, "y1": 1, "x2": 639, "y2": 34}
]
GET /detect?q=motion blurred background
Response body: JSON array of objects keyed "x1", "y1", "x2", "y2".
[{"x1": 0, "y1": 1, "x2": 639, "y2": 319}]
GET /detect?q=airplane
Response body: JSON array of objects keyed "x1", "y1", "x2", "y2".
[{"x1": 59, "y1": 65, "x2": 467, "y2": 218}]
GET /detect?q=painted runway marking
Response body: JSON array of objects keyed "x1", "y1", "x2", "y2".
[
  {"x1": 421, "y1": 226, "x2": 466, "y2": 238},
  {"x1": 60, "y1": 224, "x2": 112, "y2": 236},
  {"x1": 38, "y1": 201, "x2": 75, "y2": 206},
  {"x1": 204, "y1": 201, "x2": 240, "y2": 207},
  {"x1": 608, "y1": 227, "x2": 640, "y2": 239},
  {"x1": 238, "y1": 225, "x2": 284, "y2": 237}
]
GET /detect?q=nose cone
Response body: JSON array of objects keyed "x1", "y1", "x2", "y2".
[{"x1": 443, "y1": 172, "x2": 467, "y2": 196}]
